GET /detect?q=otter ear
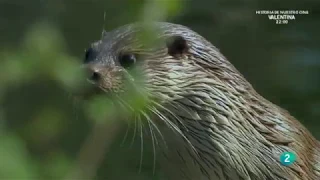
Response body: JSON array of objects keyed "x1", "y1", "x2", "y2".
[{"x1": 166, "y1": 35, "x2": 189, "y2": 57}]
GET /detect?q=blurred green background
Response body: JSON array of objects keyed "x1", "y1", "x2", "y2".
[{"x1": 0, "y1": 0, "x2": 319, "y2": 179}]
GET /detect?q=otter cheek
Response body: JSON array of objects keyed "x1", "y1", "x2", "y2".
[{"x1": 97, "y1": 67, "x2": 126, "y2": 93}]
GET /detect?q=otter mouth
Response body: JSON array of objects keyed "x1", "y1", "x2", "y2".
[{"x1": 72, "y1": 81, "x2": 103, "y2": 100}]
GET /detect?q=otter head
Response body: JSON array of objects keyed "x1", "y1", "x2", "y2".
[{"x1": 82, "y1": 22, "x2": 235, "y2": 105}]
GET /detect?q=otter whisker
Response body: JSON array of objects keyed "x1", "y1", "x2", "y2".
[
  {"x1": 120, "y1": 117, "x2": 131, "y2": 147},
  {"x1": 101, "y1": 11, "x2": 106, "y2": 39},
  {"x1": 130, "y1": 114, "x2": 138, "y2": 148},
  {"x1": 115, "y1": 94, "x2": 135, "y2": 112},
  {"x1": 138, "y1": 114, "x2": 144, "y2": 173},
  {"x1": 140, "y1": 108, "x2": 167, "y2": 148},
  {"x1": 145, "y1": 114, "x2": 157, "y2": 175},
  {"x1": 111, "y1": 95, "x2": 135, "y2": 147},
  {"x1": 149, "y1": 106, "x2": 198, "y2": 156},
  {"x1": 152, "y1": 101, "x2": 188, "y2": 132}
]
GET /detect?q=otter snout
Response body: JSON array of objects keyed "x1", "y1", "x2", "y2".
[
  {"x1": 81, "y1": 62, "x2": 126, "y2": 94},
  {"x1": 83, "y1": 63, "x2": 104, "y2": 84}
]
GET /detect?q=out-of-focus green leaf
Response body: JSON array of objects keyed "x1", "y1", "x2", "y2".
[
  {"x1": 0, "y1": 134, "x2": 37, "y2": 179},
  {"x1": 24, "y1": 108, "x2": 66, "y2": 144}
]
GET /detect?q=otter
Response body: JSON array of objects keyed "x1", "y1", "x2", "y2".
[{"x1": 82, "y1": 22, "x2": 320, "y2": 180}]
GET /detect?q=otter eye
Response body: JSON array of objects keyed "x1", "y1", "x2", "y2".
[
  {"x1": 84, "y1": 47, "x2": 96, "y2": 64},
  {"x1": 119, "y1": 53, "x2": 137, "y2": 68}
]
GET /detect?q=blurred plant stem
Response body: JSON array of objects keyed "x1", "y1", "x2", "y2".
[{"x1": 64, "y1": 120, "x2": 122, "y2": 180}]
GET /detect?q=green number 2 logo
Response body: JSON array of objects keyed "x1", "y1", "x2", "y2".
[{"x1": 280, "y1": 151, "x2": 296, "y2": 166}]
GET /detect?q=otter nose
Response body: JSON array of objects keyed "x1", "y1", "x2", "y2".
[
  {"x1": 82, "y1": 64, "x2": 103, "y2": 83},
  {"x1": 88, "y1": 70, "x2": 101, "y2": 82}
]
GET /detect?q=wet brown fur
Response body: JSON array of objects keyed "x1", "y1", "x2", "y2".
[{"x1": 84, "y1": 22, "x2": 320, "y2": 180}]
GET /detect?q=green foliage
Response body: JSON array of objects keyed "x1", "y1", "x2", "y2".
[
  {"x1": 0, "y1": 0, "x2": 182, "y2": 180},
  {"x1": 0, "y1": 134, "x2": 37, "y2": 179}
]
